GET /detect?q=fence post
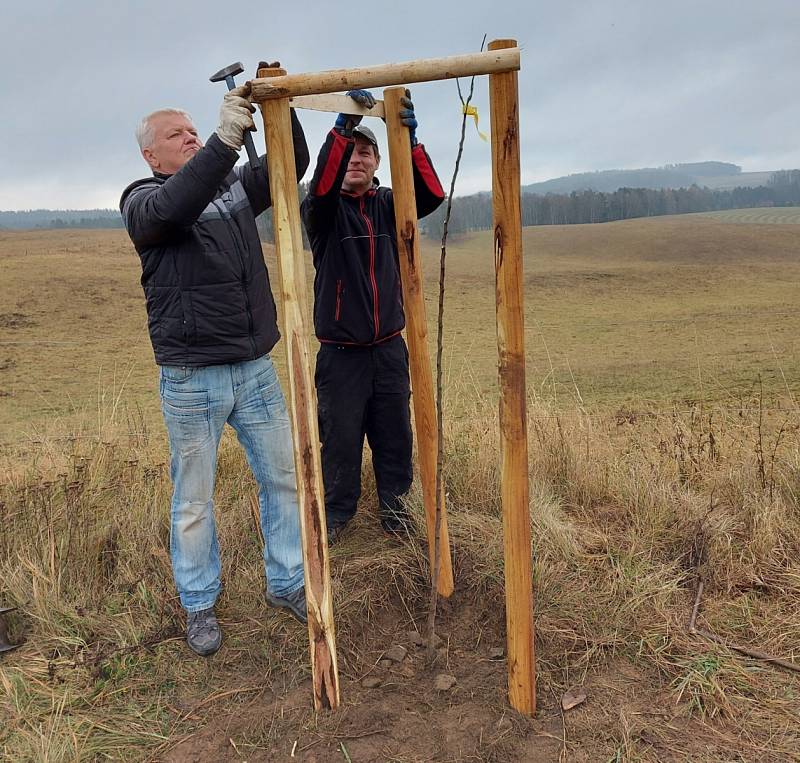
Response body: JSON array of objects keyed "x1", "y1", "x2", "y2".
[
  {"x1": 488, "y1": 39, "x2": 536, "y2": 716},
  {"x1": 257, "y1": 66, "x2": 340, "y2": 711}
]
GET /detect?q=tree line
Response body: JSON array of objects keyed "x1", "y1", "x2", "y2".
[
  {"x1": 3, "y1": 171, "x2": 799, "y2": 238},
  {"x1": 422, "y1": 170, "x2": 800, "y2": 235},
  {"x1": 255, "y1": 172, "x2": 800, "y2": 243},
  {"x1": 0, "y1": 209, "x2": 124, "y2": 230}
]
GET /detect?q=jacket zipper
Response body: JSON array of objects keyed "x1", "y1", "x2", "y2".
[
  {"x1": 359, "y1": 196, "x2": 380, "y2": 341},
  {"x1": 214, "y1": 197, "x2": 257, "y2": 358},
  {"x1": 335, "y1": 279, "x2": 343, "y2": 321}
]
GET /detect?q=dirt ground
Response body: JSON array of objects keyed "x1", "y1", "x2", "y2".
[{"x1": 158, "y1": 588, "x2": 745, "y2": 763}]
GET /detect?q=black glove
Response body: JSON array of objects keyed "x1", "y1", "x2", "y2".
[
  {"x1": 335, "y1": 89, "x2": 376, "y2": 136},
  {"x1": 399, "y1": 89, "x2": 418, "y2": 146}
]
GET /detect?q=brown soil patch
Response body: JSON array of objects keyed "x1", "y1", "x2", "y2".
[{"x1": 159, "y1": 588, "x2": 739, "y2": 763}]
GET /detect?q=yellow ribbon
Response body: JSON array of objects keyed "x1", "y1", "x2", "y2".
[{"x1": 462, "y1": 104, "x2": 489, "y2": 142}]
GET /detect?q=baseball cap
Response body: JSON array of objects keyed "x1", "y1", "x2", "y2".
[{"x1": 353, "y1": 124, "x2": 378, "y2": 147}]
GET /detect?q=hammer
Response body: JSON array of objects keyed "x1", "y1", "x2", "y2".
[
  {"x1": 210, "y1": 62, "x2": 260, "y2": 170},
  {"x1": 0, "y1": 607, "x2": 19, "y2": 654}
]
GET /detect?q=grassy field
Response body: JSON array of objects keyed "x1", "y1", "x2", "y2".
[
  {"x1": 2, "y1": 216, "x2": 800, "y2": 761},
  {"x1": 2, "y1": 213, "x2": 800, "y2": 441},
  {"x1": 691, "y1": 207, "x2": 800, "y2": 224},
  {"x1": 435, "y1": 215, "x2": 800, "y2": 409}
]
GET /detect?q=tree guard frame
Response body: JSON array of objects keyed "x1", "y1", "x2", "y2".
[{"x1": 253, "y1": 38, "x2": 535, "y2": 716}]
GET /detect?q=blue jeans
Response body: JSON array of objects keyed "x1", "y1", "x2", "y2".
[{"x1": 159, "y1": 355, "x2": 304, "y2": 613}]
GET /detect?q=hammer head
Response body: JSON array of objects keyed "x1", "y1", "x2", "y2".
[{"x1": 210, "y1": 62, "x2": 244, "y2": 83}]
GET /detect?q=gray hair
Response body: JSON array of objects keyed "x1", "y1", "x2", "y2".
[{"x1": 135, "y1": 108, "x2": 193, "y2": 150}]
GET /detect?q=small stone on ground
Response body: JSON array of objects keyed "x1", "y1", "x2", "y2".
[
  {"x1": 433, "y1": 673, "x2": 457, "y2": 691},
  {"x1": 385, "y1": 645, "x2": 408, "y2": 663},
  {"x1": 407, "y1": 631, "x2": 425, "y2": 647}
]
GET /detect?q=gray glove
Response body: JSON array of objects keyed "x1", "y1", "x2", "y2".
[{"x1": 216, "y1": 84, "x2": 256, "y2": 150}]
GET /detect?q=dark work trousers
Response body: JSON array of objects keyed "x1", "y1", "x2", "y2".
[{"x1": 315, "y1": 335, "x2": 413, "y2": 527}]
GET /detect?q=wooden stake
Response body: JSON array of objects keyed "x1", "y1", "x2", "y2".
[
  {"x1": 488, "y1": 39, "x2": 536, "y2": 716},
  {"x1": 383, "y1": 86, "x2": 454, "y2": 598},
  {"x1": 251, "y1": 48, "x2": 520, "y2": 100},
  {"x1": 257, "y1": 67, "x2": 339, "y2": 711}
]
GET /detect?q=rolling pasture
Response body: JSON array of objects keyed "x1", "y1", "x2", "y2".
[
  {"x1": 691, "y1": 207, "x2": 800, "y2": 224},
  {"x1": 2, "y1": 212, "x2": 800, "y2": 441}
]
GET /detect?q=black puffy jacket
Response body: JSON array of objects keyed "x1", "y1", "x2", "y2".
[
  {"x1": 301, "y1": 129, "x2": 444, "y2": 346},
  {"x1": 120, "y1": 120, "x2": 308, "y2": 367}
]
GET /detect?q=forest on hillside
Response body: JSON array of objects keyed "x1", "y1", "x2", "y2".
[
  {"x1": 424, "y1": 169, "x2": 800, "y2": 234},
  {"x1": 3, "y1": 171, "x2": 800, "y2": 239}
]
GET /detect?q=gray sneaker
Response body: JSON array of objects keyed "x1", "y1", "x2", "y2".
[
  {"x1": 265, "y1": 586, "x2": 308, "y2": 624},
  {"x1": 186, "y1": 608, "x2": 221, "y2": 656}
]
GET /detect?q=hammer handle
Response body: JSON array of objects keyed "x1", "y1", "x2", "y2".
[
  {"x1": 242, "y1": 132, "x2": 260, "y2": 170},
  {"x1": 224, "y1": 75, "x2": 261, "y2": 170}
]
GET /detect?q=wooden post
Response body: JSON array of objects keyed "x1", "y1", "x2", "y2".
[
  {"x1": 383, "y1": 86, "x2": 454, "y2": 598},
  {"x1": 488, "y1": 39, "x2": 536, "y2": 715},
  {"x1": 257, "y1": 67, "x2": 339, "y2": 711}
]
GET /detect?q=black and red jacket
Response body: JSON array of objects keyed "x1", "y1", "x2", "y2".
[{"x1": 301, "y1": 129, "x2": 444, "y2": 346}]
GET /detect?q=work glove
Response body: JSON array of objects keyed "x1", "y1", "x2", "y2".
[
  {"x1": 216, "y1": 84, "x2": 256, "y2": 150},
  {"x1": 335, "y1": 89, "x2": 376, "y2": 136},
  {"x1": 399, "y1": 90, "x2": 418, "y2": 147},
  {"x1": 256, "y1": 60, "x2": 281, "y2": 71}
]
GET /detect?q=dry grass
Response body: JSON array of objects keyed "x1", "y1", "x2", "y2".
[{"x1": 2, "y1": 390, "x2": 799, "y2": 760}]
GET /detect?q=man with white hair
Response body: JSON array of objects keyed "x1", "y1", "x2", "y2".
[{"x1": 120, "y1": 70, "x2": 309, "y2": 657}]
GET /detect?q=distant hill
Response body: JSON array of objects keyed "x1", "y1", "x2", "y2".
[
  {"x1": 0, "y1": 209, "x2": 123, "y2": 230},
  {"x1": 523, "y1": 162, "x2": 776, "y2": 195}
]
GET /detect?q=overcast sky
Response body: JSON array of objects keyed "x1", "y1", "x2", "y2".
[{"x1": 2, "y1": 0, "x2": 799, "y2": 210}]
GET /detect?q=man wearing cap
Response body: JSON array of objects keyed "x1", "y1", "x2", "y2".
[{"x1": 301, "y1": 89, "x2": 445, "y2": 544}]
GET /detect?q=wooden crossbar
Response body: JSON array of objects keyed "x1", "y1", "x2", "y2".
[{"x1": 250, "y1": 48, "x2": 520, "y2": 100}]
